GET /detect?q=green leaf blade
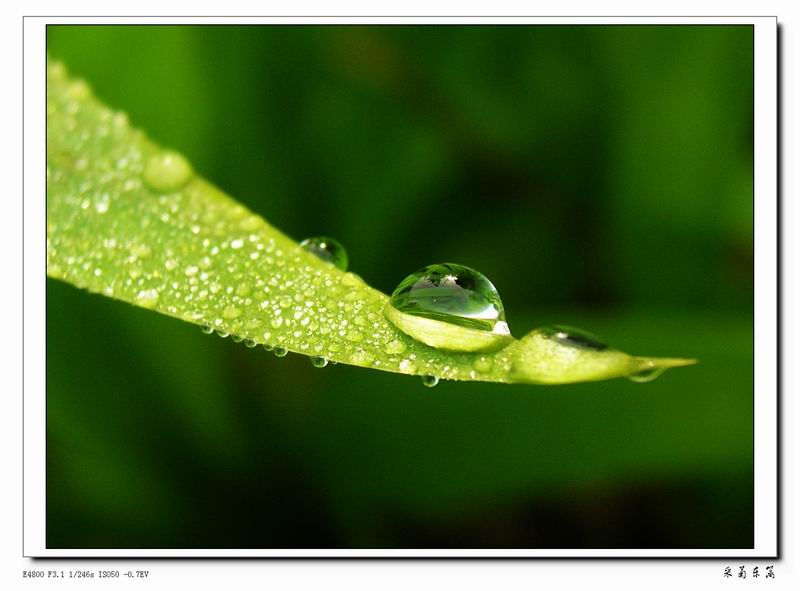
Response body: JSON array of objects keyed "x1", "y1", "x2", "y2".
[
  {"x1": 46, "y1": 58, "x2": 695, "y2": 386},
  {"x1": 46, "y1": 59, "x2": 523, "y2": 384}
]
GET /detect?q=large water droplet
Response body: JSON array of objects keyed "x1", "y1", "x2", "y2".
[
  {"x1": 390, "y1": 263, "x2": 507, "y2": 331},
  {"x1": 300, "y1": 236, "x2": 348, "y2": 271},
  {"x1": 539, "y1": 325, "x2": 608, "y2": 351},
  {"x1": 421, "y1": 375, "x2": 439, "y2": 388},
  {"x1": 385, "y1": 263, "x2": 512, "y2": 352},
  {"x1": 143, "y1": 151, "x2": 193, "y2": 193}
]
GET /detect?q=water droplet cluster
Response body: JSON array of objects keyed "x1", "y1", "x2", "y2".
[
  {"x1": 48, "y1": 59, "x2": 684, "y2": 386},
  {"x1": 46, "y1": 60, "x2": 520, "y2": 384}
]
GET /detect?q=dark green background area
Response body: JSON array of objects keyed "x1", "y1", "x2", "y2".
[{"x1": 46, "y1": 25, "x2": 754, "y2": 549}]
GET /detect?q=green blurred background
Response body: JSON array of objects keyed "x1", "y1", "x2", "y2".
[{"x1": 46, "y1": 25, "x2": 753, "y2": 549}]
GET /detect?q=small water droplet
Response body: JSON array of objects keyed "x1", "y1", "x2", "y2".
[
  {"x1": 48, "y1": 61, "x2": 67, "y2": 81},
  {"x1": 421, "y1": 375, "x2": 439, "y2": 388},
  {"x1": 384, "y1": 339, "x2": 407, "y2": 355},
  {"x1": 222, "y1": 306, "x2": 242, "y2": 320},
  {"x1": 215, "y1": 330, "x2": 230, "y2": 338},
  {"x1": 130, "y1": 244, "x2": 152, "y2": 259},
  {"x1": 540, "y1": 325, "x2": 607, "y2": 351},
  {"x1": 340, "y1": 272, "x2": 363, "y2": 288},
  {"x1": 143, "y1": 151, "x2": 193, "y2": 193},
  {"x1": 473, "y1": 355, "x2": 493, "y2": 373},
  {"x1": 399, "y1": 359, "x2": 418, "y2": 373},
  {"x1": 274, "y1": 346, "x2": 288, "y2": 357},
  {"x1": 350, "y1": 350, "x2": 375, "y2": 365},
  {"x1": 232, "y1": 335, "x2": 244, "y2": 343},
  {"x1": 134, "y1": 289, "x2": 159, "y2": 309},
  {"x1": 263, "y1": 344, "x2": 274, "y2": 352},
  {"x1": 244, "y1": 339, "x2": 258, "y2": 348},
  {"x1": 201, "y1": 325, "x2": 214, "y2": 334},
  {"x1": 93, "y1": 193, "x2": 110, "y2": 214},
  {"x1": 300, "y1": 236, "x2": 348, "y2": 271},
  {"x1": 67, "y1": 79, "x2": 91, "y2": 100},
  {"x1": 310, "y1": 356, "x2": 329, "y2": 368},
  {"x1": 628, "y1": 367, "x2": 666, "y2": 383},
  {"x1": 345, "y1": 330, "x2": 364, "y2": 343}
]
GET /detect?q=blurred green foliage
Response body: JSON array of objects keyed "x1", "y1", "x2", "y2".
[{"x1": 46, "y1": 25, "x2": 753, "y2": 549}]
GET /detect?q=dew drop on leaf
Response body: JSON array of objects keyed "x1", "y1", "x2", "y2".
[
  {"x1": 385, "y1": 263, "x2": 512, "y2": 352},
  {"x1": 628, "y1": 367, "x2": 666, "y2": 383},
  {"x1": 143, "y1": 150, "x2": 193, "y2": 193},
  {"x1": 310, "y1": 356, "x2": 329, "y2": 368},
  {"x1": 345, "y1": 330, "x2": 364, "y2": 343},
  {"x1": 273, "y1": 346, "x2": 288, "y2": 357},
  {"x1": 421, "y1": 375, "x2": 439, "y2": 388},
  {"x1": 134, "y1": 289, "x2": 159, "y2": 309},
  {"x1": 389, "y1": 263, "x2": 508, "y2": 332},
  {"x1": 222, "y1": 305, "x2": 242, "y2": 320},
  {"x1": 299, "y1": 236, "x2": 349, "y2": 271},
  {"x1": 473, "y1": 355, "x2": 493, "y2": 373},
  {"x1": 384, "y1": 339, "x2": 407, "y2": 355},
  {"x1": 540, "y1": 325, "x2": 608, "y2": 351}
]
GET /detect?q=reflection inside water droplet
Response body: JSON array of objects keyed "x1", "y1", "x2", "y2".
[
  {"x1": 540, "y1": 325, "x2": 608, "y2": 351},
  {"x1": 300, "y1": 236, "x2": 349, "y2": 271},
  {"x1": 389, "y1": 263, "x2": 507, "y2": 332}
]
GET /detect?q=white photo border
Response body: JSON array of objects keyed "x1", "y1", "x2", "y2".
[{"x1": 23, "y1": 15, "x2": 778, "y2": 558}]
